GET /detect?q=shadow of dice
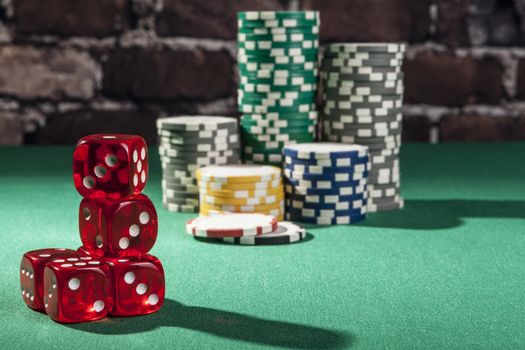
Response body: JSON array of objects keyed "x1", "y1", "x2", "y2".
[
  {"x1": 20, "y1": 249, "x2": 82, "y2": 311},
  {"x1": 43, "y1": 258, "x2": 114, "y2": 323},
  {"x1": 105, "y1": 255, "x2": 165, "y2": 316},
  {"x1": 79, "y1": 194, "x2": 158, "y2": 257},
  {"x1": 73, "y1": 134, "x2": 148, "y2": 199}
]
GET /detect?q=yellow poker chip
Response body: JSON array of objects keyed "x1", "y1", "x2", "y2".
[
  {"x1": 200, "y1": 207, "x2": 285, "y2": 221},
  {"x1": 200, "y1": 192, "x2": 284, "y2": 206},
  {"x1": 199, "y1": 177, "x2": 282, "y2": 191},
  {"x1": 198, "y1": 185, "x2": 284, "y2": 199},
  {"x1": 200, "y1": 199, "x2": 284, "y2": 212},
  {"x1": 197, "y1": 164, "x2": 281, "y2": 183}
]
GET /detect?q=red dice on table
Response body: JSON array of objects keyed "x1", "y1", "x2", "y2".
[
  {"x1": 73, "y1": 134, "x2": 148, "y2": 199},
  {"x1": 20, "y1": 249, "x2": 81, "y2": 311},
  {"x1": 105, "y1": 255, "x2": 165, "y2": 316},
  {"x1": 79, "y1": 194, "x2": 158, "y2": 257},
  {"x1": 21, "y1": 134, "x2": 164, "y2": 324},
  {"x1": 43, "y1": 258, "x2": 113, "y2": 323}
]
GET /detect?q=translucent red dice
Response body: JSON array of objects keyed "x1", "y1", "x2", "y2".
[
  {"x1": 20, "y1": 133, "x2": 163, "y2": 323},
  {"x1": 79, "y1": 194, "x2": 158, "y2": 257},
  {"x1": 73, "y1": 134, "x2": 148, "y2": 199},
  {"x1": 20, "y1": 249, "x2": 81, "y2": 311},
  {"x1": 105, "y1": 255, "x2": 165, "y2": 316},
  {"x1": 43, "y1": 258, "x2": 113, "y2": 323}
]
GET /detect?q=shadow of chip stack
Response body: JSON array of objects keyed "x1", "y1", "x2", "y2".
[{"x1": 320, "y1": 43, "x2": 406, "y2": 212}]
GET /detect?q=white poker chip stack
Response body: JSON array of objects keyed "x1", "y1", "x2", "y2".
[
  {"x1": 320, "y1": 43, "x2": 406, "y2": 212},
  {"x1": 156, "y1": 116, "x2": 241, "y2": 213}
]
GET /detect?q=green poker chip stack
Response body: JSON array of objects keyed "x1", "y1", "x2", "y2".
[
  {"x1": 320, "y1": 43, "x2": 406, "y2": 213},
  {"x1": 237, "y1": 11, "x2": 320, "y2": 166}
]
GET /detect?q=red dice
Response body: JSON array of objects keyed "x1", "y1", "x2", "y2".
[
  {"x1": 77, "y1": 245, "x2": 103, "y2": 258},
  {"x1": 105, "y1": 255, "x2": 165, "y2": 316},
  {"x1": 20, "y1": 249, "x2": 81, "y2": 311},
  {"x1": 43, "y1": 258, "x2": 113, "y2": 323},
  {"x1": 73, "y1": 134, "x2": 148, "y2": 199},
  {"x1": 22, "y1": 134, "x2": 164, "y2": 324},
  {"x1": 79, "y1": 194, "x2": 158, "y2": 257}
]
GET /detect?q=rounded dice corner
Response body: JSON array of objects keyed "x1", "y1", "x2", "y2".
[
  {"x1": 79, "y1": 194, "x2": 158, "y2": 257},
  {"x1": 42, "y1": 260, "x2": 113, "y2": 323},
  {"x1": 72, "y1": 134, "x2": 149, "y2": 199}
]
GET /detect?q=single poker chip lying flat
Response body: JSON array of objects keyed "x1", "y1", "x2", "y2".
[
  {"x1": 163, "y1": 202, "x2": 199, "y2": 213},
  {"x1": 284, "y1": 155, "x2": 368, "y2": 167},
  {"x1": 220, "y1": 221, "x2": 306, "y2": 245},
  {"x1": 197, "y1": 164, "x2": 281, "y2": 183},
  {"x1": 238, "y1": 11, "x2": 319, "y2": 21},
  {"x1": 285, "y1": 213, "x2": 366, "y2": 225},
  {"x1": 283, "y1": 142, "x2": 368, "y2": 160},
  {"x1": 199, "y1": 185, "x2": 283, "y2": 199},
  {"x1": 186, "y1": 213, "x2": 278, "y2": 238},
  {"x1": 367, "y1": 197, "x2": 405, "y2": 212},
  {"x1": 286, "y1": 206, "x2": 367, "y2": 219},
  {"x1": 323, "y1": 43, "x2": 406, "y2": 54},
  {"x1": 201, "y1": 177, "x2": 282, "y2": 191},
  {"x1": 157, "y1": 116, "x2": 237, "y2": 132}
]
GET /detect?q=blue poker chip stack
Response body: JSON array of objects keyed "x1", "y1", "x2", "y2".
[{"x1": 283, "y1": 143, "x2": 369, "y2": 225}]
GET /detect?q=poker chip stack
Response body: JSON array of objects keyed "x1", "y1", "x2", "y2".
[
  {"x1": 320, "y1": 43, "x2": 405, "y2": 212},
  {"x1": 186, "y1": 213, "x2": 307, "y2": 245},
  {"x1": 283, "y1": 143, "x2": 369, "y2": 225},
  {"x1": 237, "y1": 11, "x2": 320, "y2": 166},
  {"x1": 196, "y1": 165, "x2": 285, "y2": 220},
  {"x1": 157, "y1": 116, "x2": 241, "y2": 213}
]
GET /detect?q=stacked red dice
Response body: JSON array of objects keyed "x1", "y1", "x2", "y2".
[{"x1": 20, "y1": 134, "x2": 165, "y2": 323}]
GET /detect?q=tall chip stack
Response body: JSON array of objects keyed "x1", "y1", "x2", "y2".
[
  {"x1": 156, "y1": 116, "x2": 241, "y2": 213},
  {"x1": 237, "y1": 11, "x2": 320, "y2": 166},
  {"x1": 283, "y1": 143, "x2": 369, "y2": 225},
  {"x1": 320, "y1": 43, "x2": 406, "y2": 212}
]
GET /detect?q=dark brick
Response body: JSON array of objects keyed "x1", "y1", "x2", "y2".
[
  {"x1": 102, "y1": 48, "x2": 234, "y2": 101},
  {"x1": 439, "y1": 115, "x2": 525, "y2": 141},
  {"x1": 435, "y1": 0, "x2": 470, "y2": 46},
  {"x1": 302, "y1": 0, "x2": 431, "y2": 43},
  {"x1": 404, "y1": 53, "x2": 504, "y2": 106},
  {"x1": 517, "y1": 0, "x2": 525, "y2": 44},
  {"x1": 402, "y1": 116, "x2": 432, "y2": 142},
  {"x1": 157, "y1": 0, "x2": 284, "y2": 40},
  {"x1": 27, "y1": 109, "x2": 160, "y2": 145},
  {"x1": 515, "y1": 58, "x2": 525, "y2": 100},
  {"x1": 15, "y1": 0, "x2": 131, "y2": 37},
  {"x1": 0, "y1": 46, "x2": 97, "y2": 100},
  {"x1": 487, "y1": 5, "x2": 520, "y2": 46},
  {"x1": 0, "y1": 112, "x2": 23, "y2": 145}
]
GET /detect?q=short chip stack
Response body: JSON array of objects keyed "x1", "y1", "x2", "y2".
[
  {"x1": 283, "y1": 143, "x2": 369, "y2": 225},
  {"x1": 186, "y1": 214, "x2": 307, "y2": 245},
  {"x1": 320, "y1": 43, "x2": 405, "y2": 212},
  {"x1": 157, "y1": 116, "x2": 241, "y2": 213},
  {"x1": 237, "y1": 11, "x2": 320, "y2": 166},
  {"x1": 197, "y1": 165, "x2": 285, "y2": 220}
]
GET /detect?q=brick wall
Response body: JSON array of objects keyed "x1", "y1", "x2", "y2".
[{"x1": 0, "y1": 0, "x2": 524, "y2": 145}]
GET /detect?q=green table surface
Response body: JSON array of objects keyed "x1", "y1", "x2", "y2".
[{"x1": 1, "y1": 143, "x2": 524, "y2": 349}]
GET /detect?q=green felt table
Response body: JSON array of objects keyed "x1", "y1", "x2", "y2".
[{"x1": 1, "y1": 143, "x2": 524, "y2": 349}]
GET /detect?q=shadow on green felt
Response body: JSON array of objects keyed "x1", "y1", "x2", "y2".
[
  {"x1": 66, "y1": 299, "x2": 353, "y2": 350},
  {"x1": 344, "y1": 199, "x2": 525, "y2": 230}
]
